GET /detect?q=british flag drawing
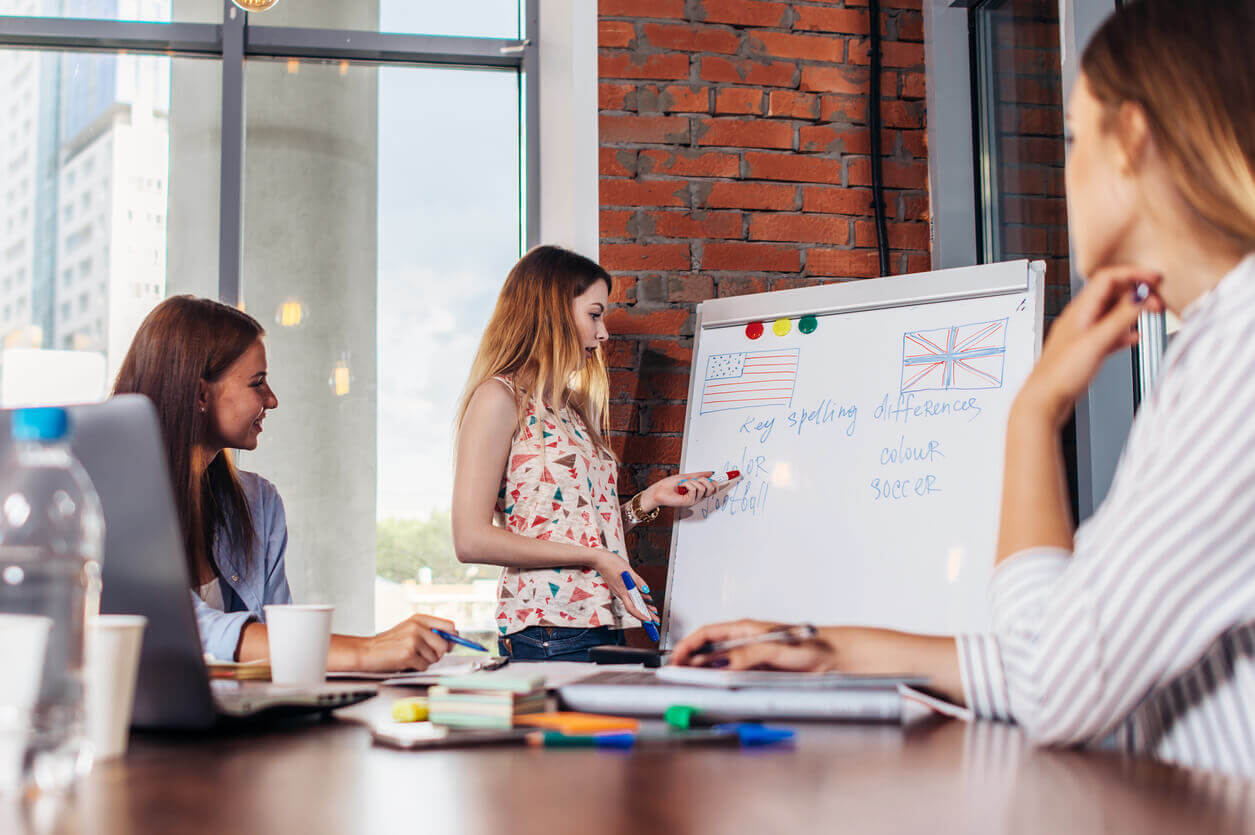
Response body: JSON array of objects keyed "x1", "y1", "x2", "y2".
[
  {"x1": 900, "y1": 318, "x2": 1007, "y2": 394},
  {"x1": 699, "y1": 348, "x2": 800, "y2": 415}
]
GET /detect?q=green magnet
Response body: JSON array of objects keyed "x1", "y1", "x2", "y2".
[{"x1": 798, "y1": 315, "x2": 818, "y2": 334}]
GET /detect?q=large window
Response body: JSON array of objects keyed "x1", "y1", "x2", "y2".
[
  {"x1": 0, "y1": 43, "x2": 218, "y2": 403},
  {"x1": 971, "y1": 0, "x2": 1070, "y2": 318},
  {"x1": 235, "y1": 59, "x2": 521, "y2": 641},
  {"x1": 0, "y1": 1, "x2": 533, "y2": 642}
]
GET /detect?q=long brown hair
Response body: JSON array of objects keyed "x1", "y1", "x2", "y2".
[
  {"x1": 456, "y1": 245, "x2": 614, "y2": 455},
  {"x1": 113, "y1": 296, "x2": 265, "y2": 586},
  {"x1": 1082, "y1": 0, "x2": 1255, "y2": 252}
]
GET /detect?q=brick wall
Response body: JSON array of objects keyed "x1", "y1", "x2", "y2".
[{"x1": 597, "y1": 0, "x2": 930, "y2": 595}]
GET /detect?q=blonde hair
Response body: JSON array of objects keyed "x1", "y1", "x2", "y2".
[
  {"x1": 1082, "y1": 0, "x2": 1255, "y2": 252},
  {"x1": 457, "y1": 245, "x2": 614, "y2": 456}
]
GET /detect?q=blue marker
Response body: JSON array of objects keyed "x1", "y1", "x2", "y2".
[
  {"x1": 620, "y1": 571, "x2": 660, "y2": 642},
  {"x1": 432, "y1": 628, "x2": 489, "y2": 653}
]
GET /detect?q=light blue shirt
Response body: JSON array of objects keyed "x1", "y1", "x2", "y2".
[{"x1": 190, "y1": 470, "x2": 292, "y2": 661}]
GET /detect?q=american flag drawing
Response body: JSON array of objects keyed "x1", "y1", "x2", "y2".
[
  {"x1": 900, "y1": 318, "x2": 1007, "y2": 394},
  {"x1": 699, "y1": 348, "x2": 800, "y2": 415}
]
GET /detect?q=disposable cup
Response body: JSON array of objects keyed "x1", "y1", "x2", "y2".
[
  {"x1": 0, "y1": 613, "x2": 53, "y2": 792},
  {"x1": 85, "y1": 615, "x2": 147, "y2": 760},
  {"x1": 263, "y1": 604, "x2": 334, "y2": 686}
]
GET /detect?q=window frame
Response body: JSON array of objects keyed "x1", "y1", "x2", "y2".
[{"x1": 0, "y1": 0, "x2": 540, "y2": 307}]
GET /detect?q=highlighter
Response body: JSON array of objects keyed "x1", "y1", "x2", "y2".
[{"x1": 620, "y1": 571, "x2": 660, "y2": 642}]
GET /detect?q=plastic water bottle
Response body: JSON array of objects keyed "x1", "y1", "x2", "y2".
[{"x1": 0, "y1": 408, "x2": 104, "y2": 791}]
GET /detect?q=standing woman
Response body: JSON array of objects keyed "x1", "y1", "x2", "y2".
[
  {"x1": 114, "y1": 296, "x2": 458, "y2": 671},
  {"x1": 452, "y1": 245, "x2": 718, "y2": 661},
  {"x1": 673, "y1": 0, "x2": 1255, "y2": 776}
]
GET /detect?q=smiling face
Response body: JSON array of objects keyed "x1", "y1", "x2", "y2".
[
  {"x1": 200, "y1": 338, "x2": 278, "y2": 452},
  {"x1": 570, "y1": 278, "x2": 610, "y2": 366}
]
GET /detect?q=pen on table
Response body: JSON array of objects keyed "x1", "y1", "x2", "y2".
[
  {"x1": 693, "y1": 623, "x2": 818, "y2": 656},
  {"x1": 676, "y1": 470, "x2": 741, "y2": 496},
  {"x1": 431, "y1": 628, "x2": 489, "y2": 653},
  {"x1": 620, "y1": 571, "x2": 660, "y2": 642},
  {"x1": 527, "y1": 725, "x2": 794, "y2": 748}
]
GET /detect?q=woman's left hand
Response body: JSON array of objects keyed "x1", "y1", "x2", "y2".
[{"x1": 643, "y1": 471, "x2": 719, "y2": 510}]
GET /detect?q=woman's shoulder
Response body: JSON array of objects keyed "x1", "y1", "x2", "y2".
[
  {"x1": 234, "y1": 470, "x2": 285, "y2": 518},
  {"x1": 469, "y1": 376, "x2": 523, "y2": 416}
]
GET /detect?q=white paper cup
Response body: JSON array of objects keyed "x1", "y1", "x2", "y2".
[
  {"x1": 263, "y1": 604, "x2": 334, "y2": 686},
  {"x1": 85, "y1": 615, "x2": 147, "y2": 761},
  {"x1": 0, "y1": 613, "x2": 53, "y2": 793}
]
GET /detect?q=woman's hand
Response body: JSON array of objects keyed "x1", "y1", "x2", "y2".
[
  {"x1": 641, "y1": 471, "x2": 720, "y2": 511},
  {"x1": 1019, "y1": 266, "x2": 1163, "y2": 427},
  {"x1": 669, "y1": 619, "x2": 839, "y2": 671},
  {"x1": 353, "y1": 614, "x2": 458, "y2": 672},
  {"x1": 669, "y1": 621, "x2": 964, "y2": 702},
  {"x1": 588, "y1": 551, "x2": 659, "y2": 623}
]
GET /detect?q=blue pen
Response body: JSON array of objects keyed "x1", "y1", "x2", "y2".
[
  {"x1": 432, "y1": 628, "x2": 489, "y2": 653},
  {"x1": 620, "y1": 571, "x2": 660, "y2": 642}
]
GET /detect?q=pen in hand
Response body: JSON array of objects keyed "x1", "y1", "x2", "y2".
[
  {"x1": 431, "y1": 628, "x2": 489, "y2": 653},
  {"x1": 693, "y1": 623, "x2": 818, "y2": 657},
  {"x1": 620, "y1": 571, "x2": 660, "y2": 642}
]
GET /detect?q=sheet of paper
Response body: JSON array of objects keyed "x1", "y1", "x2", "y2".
[
  {"x1": 329, "y1": 655, "x2": 485, "y2": 683},
  {"x1": 383, "y1": 659, "x2": 607, "y2": 689}
]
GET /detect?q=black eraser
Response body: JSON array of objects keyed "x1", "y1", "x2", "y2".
[{"x1": 589, "y1": 645, "x2": 663, "y2": 667}]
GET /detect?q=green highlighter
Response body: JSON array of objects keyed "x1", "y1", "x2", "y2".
[{"x1": 664, "y1": 704, "x2": 712, "y2": 729}]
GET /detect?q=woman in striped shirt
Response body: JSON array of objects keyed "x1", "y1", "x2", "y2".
[{"x1": 672, "y1": 0, "x2": 1255, "y2": 776}]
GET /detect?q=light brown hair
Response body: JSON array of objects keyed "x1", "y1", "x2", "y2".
[
  {"x1": 1082, "y1": 0, "x2": 1255, "y2": 252},
  {"x1": 456, "y1": 245, "x2": 614, "y2": 455},
  {"x1": 113, "y1": 296, "x2": 265, "y2": 586}
]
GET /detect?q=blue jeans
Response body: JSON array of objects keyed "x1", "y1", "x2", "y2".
[{"x1": 498, "y1": 626, "x2": 625, "y2": 662}]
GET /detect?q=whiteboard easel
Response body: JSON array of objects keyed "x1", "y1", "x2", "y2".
[{"x1": 661, "y1": 260, "x2": 1045, "y2": 646}]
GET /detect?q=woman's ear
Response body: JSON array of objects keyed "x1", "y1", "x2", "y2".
[
  {"x1": 1113, "y1": 100, "x2": 1151, "y2": 177},
  {"x1": 196, "y1": 379, "x2": 211, "y2": 416}
]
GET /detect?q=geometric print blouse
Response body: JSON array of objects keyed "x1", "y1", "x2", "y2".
[{"x1": 491, "y1": 377, "x2": 639, "y2": 636}]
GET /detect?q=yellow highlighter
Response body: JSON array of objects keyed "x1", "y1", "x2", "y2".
[{"x1": 391, "y1": 697, "x2": 429, "y2": 723}]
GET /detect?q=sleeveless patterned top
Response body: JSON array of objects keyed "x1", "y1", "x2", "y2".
[{"x1": 492, "y1": 377, "x2": 638, "y2": 635}]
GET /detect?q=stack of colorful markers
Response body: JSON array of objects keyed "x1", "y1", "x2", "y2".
[{"x1": 428, "y1": 673, "x2": 547, "y2": 729}]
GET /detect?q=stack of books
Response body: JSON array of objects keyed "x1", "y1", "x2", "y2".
[{"x1": 428, "y1": 673, "x2": 546, "y2": 729}]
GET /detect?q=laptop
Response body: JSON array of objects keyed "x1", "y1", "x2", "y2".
[
  {"x1": 557, "y1": 667, "x2": 922, "y2": 723},
  {"x1": 0, "y1": 396, "x2": 376, "y2": 729}
]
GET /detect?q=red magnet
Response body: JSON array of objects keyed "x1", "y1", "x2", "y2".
[{"x1": 745, "y1": 321, "x2": 764, "y2": 340}]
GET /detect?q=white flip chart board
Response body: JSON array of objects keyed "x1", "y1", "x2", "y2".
[{"x1": 662, "y1": 260, "x2": 1045, "y2": 645}]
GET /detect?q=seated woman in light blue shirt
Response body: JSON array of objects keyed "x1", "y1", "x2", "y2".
[{"x1": 113, "y1": 295, "x2": 459, "y2": 671}]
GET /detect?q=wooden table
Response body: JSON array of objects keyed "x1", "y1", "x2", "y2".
[{"x1": 8, "y1": 687, "x2": 1255, "y2": 835}]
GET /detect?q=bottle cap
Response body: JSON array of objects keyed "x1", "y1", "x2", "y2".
[{"x1": 11, "y1": 407, "x2": 69, "y2": 442}]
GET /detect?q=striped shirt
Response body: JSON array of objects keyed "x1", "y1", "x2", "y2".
[{"x1": 956, "y1": 253, "x2": 1255, "y2": 777}]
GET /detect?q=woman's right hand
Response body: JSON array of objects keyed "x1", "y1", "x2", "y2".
[
  {"x1": 669, "y1": 619, "x2": 839, "y2": 671},
  {"x1": 588, "y1": 551, "x2": 658, "y2": 623},
  {"x1": 353, "y1": 614, "x2": 457, "y2": 672}
]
